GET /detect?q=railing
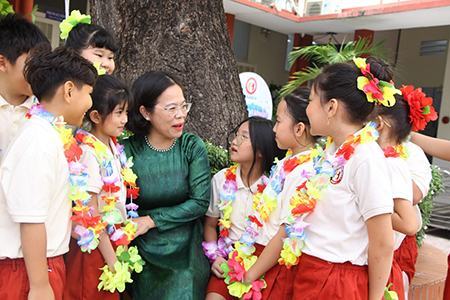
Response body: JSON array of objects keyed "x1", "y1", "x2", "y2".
[{"x1": 247, "y1": 0, "x2": 412, "y2": 16}]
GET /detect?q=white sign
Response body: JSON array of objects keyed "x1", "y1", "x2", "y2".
[{"x1": 239, "y1": 72, "x2": 273, "y2": 120}]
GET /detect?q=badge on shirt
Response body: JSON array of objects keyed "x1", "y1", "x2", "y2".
[{"x1": 330, "y1": 167, "x2": 344, "y2": 185}]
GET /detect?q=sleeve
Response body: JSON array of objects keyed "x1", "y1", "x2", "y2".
[
  {"x1": 352, "y1": 155, "x2": 393, "y2": 221},
  {"x1": 407, "y1": 142, "x2": 431, "y2": 196},
  {"x1": 386, "y1": 158, "x2": 413, "y2": 202},
  {"x1": 1, "y1": 129, "x2": 55, "y2": 223},
  {"x1": 146, "y1": 136, "x2": 212, "y2": 232},
  {"x1": 205, "y1": 172, "x2": 222, "y2": 218},
  {"x1": 79, "y1": 145, "x2": 103, "y2": 194}
]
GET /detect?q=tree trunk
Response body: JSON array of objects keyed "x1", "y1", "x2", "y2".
[{"x1": 88, "y1": 0, "x2": 246, "y2": 146}]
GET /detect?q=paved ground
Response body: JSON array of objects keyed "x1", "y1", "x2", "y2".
[{"x1": 426, "y1": 228, "x2": 450, "y2": 255}]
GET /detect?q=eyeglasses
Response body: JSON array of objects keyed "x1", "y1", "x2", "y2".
[
  {"x1": 227, "y1": 132, "x2": 250, "y2": 146},
  {"x1": 158, "y1": 102, "x2": 192, "y2": 116}
]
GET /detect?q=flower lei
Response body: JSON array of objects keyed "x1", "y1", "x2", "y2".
[
  {"x1": 400, "y1": 85, "x2": 438, "y2": 132},
  {"x1": 383, "y1": 144, "x2": 409, "y2": 160},
  {"x1": 26, "y1": 105, "x2": 106, "y2": 252},
  {"x1": 353, "y1": 57, "x2": 401, "y2": 107},
  {"x1": 59, "y1": 10, "x2": 91, "y2": 40},
  {"x1": 75, "y1": 130, "x2": 140, "y2": 246},
  {"x1": 279, "y1": 122, "x2": 380, "y2": 268}
]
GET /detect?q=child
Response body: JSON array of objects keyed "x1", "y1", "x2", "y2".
[
  {"x1": 287, "y1": 58, "x2": 395, "y2": 300},
  {"x1": 61, "y1": 10, "x2": 117, "y2": 74},
  {"x1": 203, "y1": 116, "x2": 281, "y2": 300},
  {"x1": 0, "y1": 13, "x2": 50, "y2": 162},
  {"x1": 0, "y1": 47, "x2": 97, "y2": 300},
  {"x1": 64, "y1": 75, "x2": 140, "y2": 299},
  {"x1": 375, "y1": 85, "x2": 427, "y2": 299}
]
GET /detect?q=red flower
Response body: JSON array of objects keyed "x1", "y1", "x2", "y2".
[
  {"x1": 225, "y1": 169, "x2": 236, "y2": 181},
  {"x1": 102, "y1": 183, "x2": 121, "y2": 193},
  {"x1": 295, "y1": 181, "x2": 307, "y2": 191},
  {"x1": 336, "y1": 144, "x2": 355, "y2": 161},
  {"x1": 248, "y1": 215, "x2": 263, "y2": 228},
  {"x1": 220, "y1": 228, "x2": 229, "y2": 237},
  {"x1": 65, "y1": 143, "x2": 82, "y2": 162},
  {"x1": 383, "y1": 146, "x2": 399, "y2": 158},
  {"x1": 401, "y1": 85, "x2": 438, "y2": 131},
  {"x1": 256, "y1": 183, "x2": 266, "y2": 193},
  {"x1": 283, "y1": 157, "x2": 300, "y2": 173},
  {"x1": 127, "y1": 187, "x2": 140, "y2": 199},
  {"x1": 291, "y1": 200, "x2": 315, "y2": 215}
]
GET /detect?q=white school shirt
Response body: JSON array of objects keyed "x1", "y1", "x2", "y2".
[
  {"x1": 385, "y1": 156, "x2": 414, "y2": 250},
  {"x1": 303, "y1": 141, "x2": 393, "y2": 266},
  {"x1": 79, "y1": 135, "x2": 127, "y2": 221},
  {"x1": 261, "y1": 150, "x2": 315, "y2": 244},
  {"x1": 0, "y1": 95, "x2": 37, "y2": 163},
  {"x1": 206, "y1": 166, "x2": 268, "y2": 244},
  {"x1": 0, "y1": 115, "x2": 71, "y2": 259},
  {"x1": 405, "y1": 141, "x2": 432, "y2": 198}
]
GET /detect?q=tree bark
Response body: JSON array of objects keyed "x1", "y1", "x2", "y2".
[{"x1": 88, "y1": 0, "x2": 246, "y2": 146}]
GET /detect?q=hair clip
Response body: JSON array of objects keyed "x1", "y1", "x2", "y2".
[
  {"x1": 59, "y1": 10, "x2": 91, "y2": 40},
  {"x1": 400, "y1": 85, "x2": 438, "y2": 131}
]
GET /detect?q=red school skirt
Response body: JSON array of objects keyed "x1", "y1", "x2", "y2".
[
  {"x1": 443, "y1": 254, "x2": 450, "y2": 300},
  {"x1": 0, "y1": 255, "x2": 65, "y2": 300},
  {"x1": 393, "y1": 235, "x2": 418, "y2": 282},
  {"x1": 63, "y1": 238, "x2": 119, "y2": 300},
  {"x1": 291, "y1": 253, "x2": 369, "y2": 300},
  {"x1": 206, "y1": 243, "x2": 294, "y2": 300}
]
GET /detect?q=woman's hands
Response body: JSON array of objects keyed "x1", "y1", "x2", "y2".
[{"x1": 134, "y1": 215, "x2": 156, "y2": 236}]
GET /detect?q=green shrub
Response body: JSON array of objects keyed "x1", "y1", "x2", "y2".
[
  {"x1": 417, "y1": 165, "x2": 444, "y2": 246},
  {"x1": 205, "y1": 141, "x2": 230, "y2": 176}
]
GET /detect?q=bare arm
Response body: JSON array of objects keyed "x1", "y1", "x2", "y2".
[
  {"x1": 411, "y1": 132, "x2": 450, "y2": 161},
  {"x1": 21, "y1": 223, "x2": 54, "y2": 300},
  {"x1": 244, "y1": 225, "x2": 286, "y2": 283},
  {"x1": 366, "y1": 214, "x2": 394, "y2": 300},
  {"x1": 392, "y1": 198, "x2": 419, "y2": 236},
  {"x1": 204, "y1": 216, "x2": 219, "y2": 242},
  {"x1": 412, "y1": 182, "x2": 424, "y2": 205}
]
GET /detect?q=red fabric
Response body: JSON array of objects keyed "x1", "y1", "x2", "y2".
[
  {"x1": 0, "y1": 255, "x2": 65, "y2": 300},
  {"x1": 64, "y1": 238, "x2": 119, "y2": 300},
  {"x1": 385, "y1": 259, "x2": 405, "y2": 300},
  {"x1": 393, "y1": 235, "x2": 418, "y2": 282},
  {"x1": 291, "y1": 253, "x2": 369, "y2": 300},
  {"x1": 444, "y1": 254, "x2": 450, "y2": 300},
  {"x1": 205, "y1": 243, "x2": 294, "y2": 300}
]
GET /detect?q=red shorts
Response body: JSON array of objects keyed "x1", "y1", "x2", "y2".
[
  {"x1": 206, "y1": 243, "x2": 294, "y2": 300},
  {"x1": 63, "y1": 238, "x2": 119, "y2": 300},
  {"x1": 443, "y1": 254, "x2": 450, "y2": 300},
  {"x1": 0, "y1": 255, "x2": 65, "y2": 300},
  {"x1": 291, "y1": 253, "x2": 369, "y2": 300},
  {"x1": 387, "y1": 258, "x2": 405, "y2": 300},
  {"x1": 393, "y1": 235, "x2": 418, "y2": 282}
]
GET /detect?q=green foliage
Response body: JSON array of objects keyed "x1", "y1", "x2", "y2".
[
  {"x1": 417, "y1": 165, "x2": 444, "y2": 246},
  {"x1": 205, "y1": 141, "x2": 230, "y2": 176},
  {"x1": 280, "y1": 38, "x2": 386, "y2": 98},
  {"x1": 0, "y1": 0, "x2": 14, "y2": 16}
]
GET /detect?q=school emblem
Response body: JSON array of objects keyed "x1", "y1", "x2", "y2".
[{"x1": 330, "y1": 167, "x2": 344, "y2": 184}]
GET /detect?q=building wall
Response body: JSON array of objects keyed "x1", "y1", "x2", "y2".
[{"x1": 234, "y1": 21, "x2": 290, "y2": 86}]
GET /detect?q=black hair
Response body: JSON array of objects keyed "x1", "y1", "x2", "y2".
[
  {"x1": 65, "y1": 23, "x2": 118, "y2": 53},
  {"x1": 230, "y1": 117, "x2": 284, "y2": 184},
  {"x1": 376, "y1": 95, "x2": 412, "y2": 144},
  {"x1": 85, "y1": 75, "x2": 131, "y2": 126},
  {"x1": 24, "y1": 47, "x2": 97, "y2": 100},
  {"x1": 0, "y1": 14, "x2": 50, "y2": 63},
  {"x1": 312, "y1": 56, "x2": 393, "y2": 124},
  {"x1": 282, "y1": 86, "x2": 318, "y2": 143},
  {"x1": 127, "y1": 71, "x2": 182, "y2": 136}
]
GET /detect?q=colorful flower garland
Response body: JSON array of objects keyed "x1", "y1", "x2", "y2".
[
  {"x1": 75, "y1": 130, "x2": 140, "y2": 246},
  {"x1": 353, "y1": 57, "x2": 401, "y2": 107},
  {"x1": 279, "y1": 122, "x2": 380, "y2": 268},
  {"x1": 26, "y1": 105, "x2": 106, "y2": 252},
  {"x1": 383, "y1": 144, "x2": 409, "y2": 159}
]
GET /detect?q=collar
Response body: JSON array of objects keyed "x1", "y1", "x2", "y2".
[
  {"x1": 0, "y1": 94, "x2": 38, "y2": 109},
  {"x1": 235, "y1": 165, "x2": 264, "y2": 191}
]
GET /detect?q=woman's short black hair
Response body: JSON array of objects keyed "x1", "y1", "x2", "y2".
[
  {"x1": 85, "y1": 75, "x2": 131, "y2": 125},
  {"x1": 231, "y1": 116, "x2": 284, "y2": 180},
  {"x1": 24, "y1": 47, "x2": 97, "y2": 100},
  {"x1": 0, "y1": 14, "x2": 50, "y2": 63},
  {"x1": 376, "y1": 95, "x2": 412, "y2": 144},
  {"x1": 127, "y1": 71, "x2": 182, "y2": 136},
  {"x1": 65, "y1": 23, "x2": 118, "y2": 53},
  {"x1": 312, "y1": 56, "x2": 393, "y2": 124}
]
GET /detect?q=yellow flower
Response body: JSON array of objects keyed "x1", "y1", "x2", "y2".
[
  {"x1": 380, "y1": 85, "x2": 401, "y2": 107},
  {"x1": 122, "y1": 168, "x2": 137, "y2": 183},
  {"x1": 353, "y1": 57, "x2": 367, "y2": 69},
  {"x1": 228, "y1": 282, "x2": 252, "y2": 298}
]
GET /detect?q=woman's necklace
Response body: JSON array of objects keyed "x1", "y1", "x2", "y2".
[{"x1": 144, "y1": 135, "x2": 176, "y2": 152}]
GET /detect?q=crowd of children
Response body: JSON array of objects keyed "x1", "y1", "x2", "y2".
[{"x1": 0, "y1": 8, "x2": 446, "y2": 300}]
